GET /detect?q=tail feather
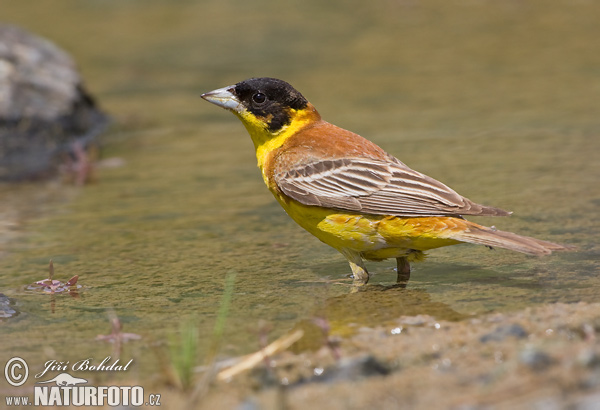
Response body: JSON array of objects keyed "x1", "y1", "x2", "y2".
[{"x1": 453, "y1": 222, "x2": 574, "y2": 256}]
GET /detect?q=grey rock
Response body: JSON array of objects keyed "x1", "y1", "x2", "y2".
[
  {"x1": 578, "y1": 348, "x2": 600, "y2": 369},
  {"x1": 519, "y1": 347, "x2": 553, "y2": 371},
  {"x1": 480, "y1": 323, "x2": 528, "y2": 343},
  {"x1": 573, "y1": 391, "x2": 600, "y2": 410},
  {"x1": 309, "y1": 355, "x2": 390, "y2": 384},
  {"x1": 0, "y1": 24, "x2": 108, "y2": 180}
]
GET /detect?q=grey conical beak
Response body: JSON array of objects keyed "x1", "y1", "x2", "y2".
[{"x1": 201, "y1": 85, "x2": 243, "y2": 112}]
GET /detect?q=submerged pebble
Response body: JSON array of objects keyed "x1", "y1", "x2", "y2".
[{"x1": 0, "y1": 293, "x2": 18, "y2": 319}]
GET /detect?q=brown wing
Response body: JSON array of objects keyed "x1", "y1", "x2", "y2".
[{"x1": 275, "y1": 157, "x2": 511, "y2": 217}]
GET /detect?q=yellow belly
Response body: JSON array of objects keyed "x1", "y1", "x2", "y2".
[{"x1": 276, "y1": 195, "x2": 462, "y2": 261}]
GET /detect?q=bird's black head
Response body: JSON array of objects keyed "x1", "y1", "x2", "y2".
[{"x1": 232, "y1": 77, "x2": 309, "y2": 133}]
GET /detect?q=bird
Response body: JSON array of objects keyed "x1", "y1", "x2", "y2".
[{"x1": 201, "y1": 77, "x2": 571, "y2": 286}]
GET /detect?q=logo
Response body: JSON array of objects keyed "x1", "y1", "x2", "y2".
[
  {"x1": 3, "y1": 357, "x2": 161, "y2": 407},
  {"x1": 4, "y1": 357, "x2": 29, "y2": 387},
  {"x1": 34, "y1": 357, "x2": 133, "y2": 379},
  {"x1": 36, "y1": 373, "x2": 88, "y2": 386}
]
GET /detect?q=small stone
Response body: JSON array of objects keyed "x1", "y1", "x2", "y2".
[
  {"x1": 308, "y1": 355, "x2": 390, "y2": 384},
  {"x1": 480, "y1": 324, "x2": 528, "y2": 343},
  {"x1": 574, "y1": 391, "x2": 600, "y2": 410},
  {"x1": 519, "y1": 347, "x2": 553, "y2": 371},
  {"x1": 236, "y1": 397, "x2": 260, "y2": 410},
  {"x1": 577, "y1": 348, "x2": 600, "y2": 369}
]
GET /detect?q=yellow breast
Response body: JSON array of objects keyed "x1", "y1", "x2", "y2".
[{"x1": 273, "y1": 193, "x2": 461, "y2": 261}]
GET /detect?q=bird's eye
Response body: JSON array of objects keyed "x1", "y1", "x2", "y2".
[{"x1": 252, "y1": 92, "x2": 267, "y2": 104}]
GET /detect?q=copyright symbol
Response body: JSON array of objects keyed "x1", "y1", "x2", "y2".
[{"x1": 4, "y1": 357, "x2": 29, "y2": 387}]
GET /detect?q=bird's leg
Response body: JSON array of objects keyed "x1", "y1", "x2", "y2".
[
  {"x1": 341, "y1": 249, "x2": 369, "y2": 285},
  {"x1": 396, "y1": 257, "x2": 411, "y2": 288}
]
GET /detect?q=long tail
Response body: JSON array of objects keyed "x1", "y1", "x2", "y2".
[{"x1": 452, "y1": 221, "x2": 574, "y2": 256}]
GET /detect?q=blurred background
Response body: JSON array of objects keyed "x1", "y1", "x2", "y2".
[{"x1": 1, "y1": 0, "x2": 599, "y2": 405}]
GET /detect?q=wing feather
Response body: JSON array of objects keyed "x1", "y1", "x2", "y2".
[{"x1": 275, "y1": 157, "x2": 510, "y2": 217}]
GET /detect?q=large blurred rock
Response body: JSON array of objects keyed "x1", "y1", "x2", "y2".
[{"x1": 0, "y1": 24, "x2": 108, "y2": 181}]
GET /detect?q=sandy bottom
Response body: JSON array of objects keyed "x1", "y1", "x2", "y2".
[{"x1": 180, "y1": 302, "x2": 600, "y2": 409}]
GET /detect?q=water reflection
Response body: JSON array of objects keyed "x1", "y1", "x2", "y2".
[{"x1": 292, "y1": 284, "x2": 467, "y2": 351}]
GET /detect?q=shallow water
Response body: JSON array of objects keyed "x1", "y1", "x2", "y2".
[{"x1": 1, "y1": 0, "x2": 599, "y2": 385}]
